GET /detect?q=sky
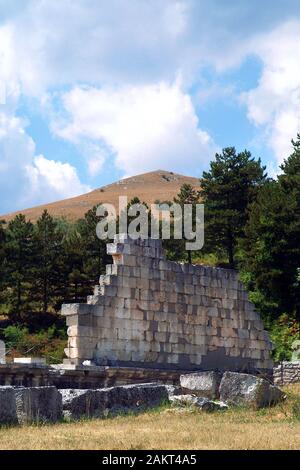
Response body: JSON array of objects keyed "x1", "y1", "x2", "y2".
[{"x1": 1, "y1": 0, "x2": 300, "y2": 214}]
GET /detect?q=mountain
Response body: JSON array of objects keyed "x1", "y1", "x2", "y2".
[{"x1": 2, "y1": 170, "x2": 200, "y2": 222}]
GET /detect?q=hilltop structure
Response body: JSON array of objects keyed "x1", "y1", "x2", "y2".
[{"x1": 61, "y1": 236, "x2": 274, "y2": 374}]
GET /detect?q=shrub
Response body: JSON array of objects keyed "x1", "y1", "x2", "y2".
[{"x1": 0, "y1": 324, "x2": 67, "y2": 363}]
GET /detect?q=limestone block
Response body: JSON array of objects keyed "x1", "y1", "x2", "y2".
[
  {"x1": 136, "y1": 278, "x2": 149, "y2": 290},
  {"x1": 169, "y1": 333, "x2": 179, "y2": 343},
  {"x1": 167, "y1": 354, "x2": 179, "y2": 364},
  {"x1": 61, "y1": 303, "x2": 91, "y2": 316},
  {"x1": 209, "y1": 336, "x2": 224, "y2": 348},
  {"x1": 106, "y1": 264, "x2": 118, "y2": 275},
  {"x1": 180, "y1": 371, "x2": 221, "y2": 398},
  {"x1": 15, "y1": 386, "x2": 62, "y2": 424},
  {"x1": 120, "y1": 254, "x2": 137, "y2": 267},
  {"x1": 219, "y1": 372, "x2": 284, "y2": 409},
  {"x1": 131, "y1": 351, "x2": 147, "y2": 362},
  {"x1": 140, "y1": 290, "x2": 154, "y2": 301},
  {"x1": 0, "y1": 387, "x2": 17, "y2": 424},
  {"x1": 207, "y1": 307, "x2": 218, "y2": 317},
  {"x1": 117, "y1": 287, "x2": 132, "y2": 298},
  {"x1": 136, "y1": 256, "x2": 153, "y2": 268},
  {"x1": 157, "y1": 322, "x2": 168, "y2": 333},
  {"x1": 184, "y1": 284, "x2": 195, "y2": 295},
  {"x1": 144, "y1": 352, "x2": 159, "y2": 362},
  {"x1": 65, "y1": 346, "x2": 94, "y2": 360},
  {"x1": 104, "y1": 285, "x2": 118, "y2": 297},
  {"x1": 68, "y1": 337, "x2": 97, "y2": 349},
  {"x1": 61, "y1": 384, "x2": 169, "y2": 419},
  {"x1": 108, "y1": 298, "x2": 124, "y2": 310},
  {"x1": 145, "y1": 331, "x2": 154, "y2": 342},
  {"x1": 154, "y1": 332, "x2": 167, "y2": 342},
  {"x1": 228, "y1": 347, "x2": 240, "y2": 357},
  {"x1": 206, "y1": 327, "x2": 218, "y2": 336},
  {"x1": 130, "y1": 309, "x2": 144, "y2": 321},
  {"x1": 122, "y1": 276, "x2": 137, "y2": 288},
  {"x1": 254, "y1": 320, "x2": 264, "y2": 330},
  {"x1": 222, "y1": 299, "x2": 235, "y2": 310},
  {"x1": 220, "y1": 327, "x2": 236, "y2": 338},
  {"x1": 250, "y1": 349, "x2": 262, "y2": 359},
  {"x1": 140, "y1": 267, "x2": 150, "y2": 279},
  {"x1": 68, "y1": 326, "x2": 96, "y2": 338},
  {"x1": 238, "y1": 329, "x2": 250, "y2": 340}
]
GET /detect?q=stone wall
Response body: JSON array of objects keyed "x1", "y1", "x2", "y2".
[
  {"x1": 0, "y1": 363, "x2": 183, "y2": 388},
  {"x1": 61, "y1": 236, "x2": 273, "y2": 373},
  {"x1": 273, "y1": 361, "x2": 300, "y2": 385}
]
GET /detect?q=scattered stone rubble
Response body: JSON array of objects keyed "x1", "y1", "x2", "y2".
[{"x1": 0, "y1": 371, "x2": 285, "y2": 425}]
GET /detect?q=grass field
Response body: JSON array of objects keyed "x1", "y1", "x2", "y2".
[{"x1": 0, "y1": 384, "x2": 300, "y2": 450}]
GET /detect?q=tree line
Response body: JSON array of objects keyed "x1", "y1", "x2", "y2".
[{"x1": 0, "y1": 208, "x2": 110, "y2": 330}]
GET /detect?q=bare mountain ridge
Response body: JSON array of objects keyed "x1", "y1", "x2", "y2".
[{"x1": 3, "y1": 170, "x2": 200, "y2": 222}]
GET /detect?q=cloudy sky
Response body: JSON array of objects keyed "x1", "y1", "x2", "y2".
[{"x1": 1, "y1": 0, "x2": 300, "y2": 214}]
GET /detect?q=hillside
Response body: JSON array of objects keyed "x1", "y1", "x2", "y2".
[{"x1": 2, "y1": 170, "x2": 200, "y2": 222}]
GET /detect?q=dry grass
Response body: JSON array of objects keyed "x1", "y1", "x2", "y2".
[{"x1": 0, "y1": 384, "x2": 300, "y2": 450}]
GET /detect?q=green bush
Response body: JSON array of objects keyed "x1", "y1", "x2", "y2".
[
  {"x1": 268, "y1": 314, "x2": 300, "y2": 361},
  {"x1": 0, "y1": 324, "x2": 67, "y2": 363}
]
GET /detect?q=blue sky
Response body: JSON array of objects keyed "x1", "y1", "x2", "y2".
[{"x1": 1, "y1": 0, "x2": 300, "y2": 214}]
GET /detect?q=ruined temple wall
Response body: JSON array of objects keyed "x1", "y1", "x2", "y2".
[{"x1": 61, "y1": 236, "x2": 273, "y2": 373}]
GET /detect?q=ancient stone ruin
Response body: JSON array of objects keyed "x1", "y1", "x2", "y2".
[{"x1": 62, "y1": 236, "x2": 273, "y2": 374}]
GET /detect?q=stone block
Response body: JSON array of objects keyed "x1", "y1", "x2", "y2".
[
  {"x1": 170, "y1": 394, "x2": 228, "y2": 411},
  {"x1": 60, "y1": 384, "x2": 169, "y2": 419},
  {"x1": 15, "y1": 386, "x2": 63, "y2": 423},
  {"x1": 219, "y1": 372, "x2": 285, "y2": 408},
  {"x1": 61, "y1": 303, "x2": 91, "y2": 316},
  {"x1": 0, "y1": 387, "x2": 17, "y2": 424}
]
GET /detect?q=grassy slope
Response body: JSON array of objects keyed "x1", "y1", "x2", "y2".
[
  {"x1": 0, "y1": 384, "x2": 300, "y2": 450},
  {"x1": 2, "y1": 170, "x2": 200, "y2": 222}
]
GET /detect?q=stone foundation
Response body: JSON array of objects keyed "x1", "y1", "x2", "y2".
[
  {"x1": 0, "y1": 363, "x2": 183, "y2": 388},
  {"x1": 61, "y1": 236, "x2": 273, "y2": 374}
]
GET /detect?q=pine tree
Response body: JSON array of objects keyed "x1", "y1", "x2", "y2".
[
  {"x1": 5, "y1": 215, "x2": 35, "y2": 322},
  {"x1": 174, "y1": 184, "x2": 200, "y2": 263},
  {"x1": 33, "y1": 210, "x2": 65, "y2": 317},
  {"x1": 240, "y1": 136, "x2": 300, "y2": 321},
  {"x1": 78, "y1": 206, "x2": 110, "y2": 287},
  {"x1": 200, "y1": 147, "x2": 268, "y2": 267},
  {"x1": 63, "y1": 221, "x2": 89, "y2": 303}
]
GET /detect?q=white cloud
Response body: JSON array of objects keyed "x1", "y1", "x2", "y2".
[
  {"x1": 1, "y1": 0, "x2": 300, "y2": 203},
  {"x1": 242, "y1": 21, "x2": 300, "y2": 165},
  {"x1": 0, "y1": 0, "x2": 191, "y2": 95},
  {"x1": 25, "y1": 155, "x2": 90, "y2": 204},
  {"x1": 0, "y1": 103, "x2": 89, "y2": 214},
  {"x1": 53, "y1": 81, "x2": 217, "y2": 176}
]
